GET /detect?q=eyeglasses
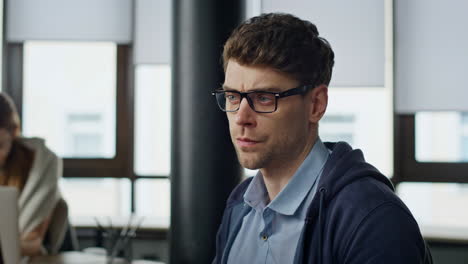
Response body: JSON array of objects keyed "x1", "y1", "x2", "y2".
[{"x1": 211, "y1": 84, "x2": 314, "y2": 113}]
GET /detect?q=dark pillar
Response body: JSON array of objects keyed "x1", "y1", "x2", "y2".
[
  {"x1": 3, "y1": 44, "x2": 24, "y2": 118},
  {"x1": 170, "y1": 1, "x2": 245, "y2": 264}
]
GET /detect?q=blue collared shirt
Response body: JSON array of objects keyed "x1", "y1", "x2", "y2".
[{"x1": 227, "y1": 139, "x2": 330, "y2": 264}]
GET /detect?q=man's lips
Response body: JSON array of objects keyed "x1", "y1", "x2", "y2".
[{"x1": 236, "y1": 138, "x2": 260, "y2": 147}]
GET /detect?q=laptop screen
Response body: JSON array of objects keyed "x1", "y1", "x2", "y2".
[{"x1": 0, "y1": 186, "x2": 20, "y2": 264}]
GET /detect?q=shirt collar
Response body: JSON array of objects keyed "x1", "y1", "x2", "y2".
[
  {"x1": 244, "y1": 138, "x2": 329, "y2": 215},
  {"x1": 243, "y1": 170, "x2": 269, "y2": 212}
]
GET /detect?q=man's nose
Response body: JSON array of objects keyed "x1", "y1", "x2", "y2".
[{"x1": 235, "y1": 98, "x2": 257, "y2": 127}]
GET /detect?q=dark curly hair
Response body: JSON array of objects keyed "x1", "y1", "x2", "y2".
[{"x1": 223, "y1": 13, "x2": 335, "y2": 86}]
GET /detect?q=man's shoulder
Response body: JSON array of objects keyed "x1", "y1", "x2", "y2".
[
  {"x1": 335, "y1": 180, "x2": 428, "y2": 263},
  {"x1": 340, "y1": 176, "x2": 396, "y2": 201},
  {"x1": 330, "y1": 176, "x2": 413, "y2": 224}
]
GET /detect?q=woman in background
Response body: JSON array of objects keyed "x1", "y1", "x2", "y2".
[{"x1": 0, "y1": 92, "x2": 68, "y2": 256}]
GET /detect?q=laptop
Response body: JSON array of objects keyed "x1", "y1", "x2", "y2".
[{"x1": 0, "y1": 186, "x2": 20, "y2": 264}]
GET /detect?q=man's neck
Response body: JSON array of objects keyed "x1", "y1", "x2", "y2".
[{"x1": 261, "y1": 135, "x2": 318, "y2": 202}]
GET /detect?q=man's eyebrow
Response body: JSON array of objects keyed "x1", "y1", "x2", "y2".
[
  {"x1": 221, "y1": 85, "x2": 282, "y2": 92},
  {"x1": 250, "y1": 87, "x2": 282, "y2": 92},
  {"x1": 221, "y1": 85, "x2": 236, "y2": 91}
]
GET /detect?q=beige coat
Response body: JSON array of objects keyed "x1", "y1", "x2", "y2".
[{"x1": 18, "y1": 137, "x2": 68, "y2": 254}]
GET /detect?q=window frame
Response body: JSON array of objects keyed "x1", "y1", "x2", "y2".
[
  {"x1": 393, "y1": 114, "x2": 468, "y2": 184},
  {"x1": 2, "y1": 42, "x2": 170, "y2": 215}
]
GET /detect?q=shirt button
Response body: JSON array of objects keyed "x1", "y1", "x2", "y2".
[{"x1": 262, "y1": 235, "x2": 268, "y2": 241}]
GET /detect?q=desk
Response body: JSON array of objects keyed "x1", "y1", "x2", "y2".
[
  {"x1": 72, "y1": 217, "x2": 169, "y2": 230},
  {"x1": 29, "y1": 252, "x2": 164, "y2": 264}
]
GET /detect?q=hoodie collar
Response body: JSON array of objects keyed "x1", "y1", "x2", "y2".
[{"x1": 318, "y1": 142, "x2": 394, "y2": 204}]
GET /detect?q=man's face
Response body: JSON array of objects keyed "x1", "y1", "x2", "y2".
[
  {"x1": 224, "y1": 60, "x2": 314, "y2": 170},
  {"x1": 0, "y1": 128, "x2": 13, "y2": 168}
]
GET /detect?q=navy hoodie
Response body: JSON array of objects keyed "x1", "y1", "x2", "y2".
[{"x1": 213, "y1": 142, "x2": 432, "y2": 264}]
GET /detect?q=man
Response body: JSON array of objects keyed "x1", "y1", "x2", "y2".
[{"x1": 211, "y1": 13, "x2": 432, "y2": 264}]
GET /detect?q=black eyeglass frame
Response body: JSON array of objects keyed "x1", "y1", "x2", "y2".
[{"x1": 211, "y1": 84, "x2": 315, "y2": 113}]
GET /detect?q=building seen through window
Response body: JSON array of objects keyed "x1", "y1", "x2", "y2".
[
  {"x1": 67, "y1": 113, "x2": 104, "y2": 157},
  {"x1": 416, "y1": 112, "x2": 468, "y2": 162}
]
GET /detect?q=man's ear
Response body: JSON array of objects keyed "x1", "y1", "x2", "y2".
[{"x1": 308, "y1": 84, "x2": 328, "y2": 123}]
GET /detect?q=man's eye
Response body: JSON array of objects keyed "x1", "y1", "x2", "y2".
[
  {"x1": 259, "y1": 96, "x2": 272, "y2": 102},
  {"x1": 225, "y1": 94, "x2": 239, "y2": 102},
  {"x1": 256, "y1": 94, "x2": 274, "y2": 104}
]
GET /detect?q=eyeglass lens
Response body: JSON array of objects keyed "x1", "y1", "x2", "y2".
[{"x1": 216, "y1": 91, "x2": 276, "y2": 113}]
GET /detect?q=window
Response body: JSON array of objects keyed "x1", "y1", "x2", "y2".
[
  {"x1": 133, "y1": 65, "x2": 172, "y2": 220},
  {"x1": 134, "y1": 65, "x2": 171, "y2": 176},
  {"x1": 391, "y1": 0, "x2": 468, "y2": 240},
  {"x1": 22, "y1": 41, "x2": 116, "y2": 159},
  {"x1": 66, "y1": 113, "x2": 105, "y2": 157},
  {"x1": 396, "y1": 112, "x2": 468, "y2": 230},
  {"x1": 16, "y1": 41, "x2": 136, "y2": 222},
  {"x1": 60, "y1": 178, "x2": 131, "y2": 220},
  {"x1": 12, "y1": 40, "x2": 173, "y2": 226},
  {"x1": 135, "y1": 179, "x2": 170, "y2": 224},
  {"x1": 416, "y1": 112, "x2": 468, "y2": 162},
  {"x1": 321, "y1": 114, "x2": 355, "y2": 145},
  {"x1": 323, "y1": 88, "x2": 393, "y2": 177},
  {"x1": 398, "y1": 182, "x2": 468, "y2": 229}
]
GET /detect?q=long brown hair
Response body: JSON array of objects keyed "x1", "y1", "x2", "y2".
[{"x1": 0, "y1": 93, "x2": 34, "y2": 191}]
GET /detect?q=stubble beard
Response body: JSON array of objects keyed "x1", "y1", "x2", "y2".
[
  {"x1": 235, "y1": 131, "x2": 307, "y2": 171},
  {"x1": 235, "y1": 146, "x2": 275, "y2": 170}
]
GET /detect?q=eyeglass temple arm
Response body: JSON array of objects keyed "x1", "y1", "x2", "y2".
[{"x1": 279, "y1": 85, "x2": 313, "y2": 97}]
